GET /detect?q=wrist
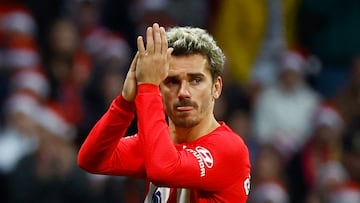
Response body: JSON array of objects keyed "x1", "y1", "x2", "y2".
[
  {"x1": 114, "y1": 95, "x2": 135, "y2": 111},
  {"x1": 122, "y1": 91, "x2": 135, "y2": 102},
  {"x1": 137, "y1": 83, "x2": 160, "y2": 93},
  {"x1": 137, "y1": 79, "x2": 161, "y2": 86}
]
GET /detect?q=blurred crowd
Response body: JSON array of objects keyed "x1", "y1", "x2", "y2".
[{"x1": 0, "y1": 0, "x2": 359, "y2": 203}]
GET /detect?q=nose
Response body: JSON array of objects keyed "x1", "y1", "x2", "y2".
[{"x1": 178, "y1": 80, "x2": 190, "y2": 99}]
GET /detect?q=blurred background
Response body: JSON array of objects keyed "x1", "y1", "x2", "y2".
[{"x1": 0, "y1": 0, "x2": 359, "y2": 202}]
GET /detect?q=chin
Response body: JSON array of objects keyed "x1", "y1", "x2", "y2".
[{"x1": 173, "y1": 117, "x2": 200, "y2": 128}]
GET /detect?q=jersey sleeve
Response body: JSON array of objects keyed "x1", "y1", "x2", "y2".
[
  {"x1": 135, "y1": 84, "x2": 250, "y2": 191},
  {"x1": 78, "y1": 95, "x2": 145, "y2": 178}
]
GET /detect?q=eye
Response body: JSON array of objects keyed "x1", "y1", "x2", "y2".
[
  {"x1": 190, "y1": 77, "x2": 202, "y2": 85},
  {"x1": 164, "y1": 77, "x2": 179, "y2": 85}
]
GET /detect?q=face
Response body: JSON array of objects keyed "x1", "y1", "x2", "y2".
[
  {"x1": 50, "y1": 19, "x2": 79, "y2": 55},
  {"x1": 279, "y1": 69, "x2": 302, "y2": 90},
  {"x1": 160, "y1": 54, "x2": 222, "y2": 128}
]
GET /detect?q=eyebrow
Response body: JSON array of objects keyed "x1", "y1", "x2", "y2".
[
  {"x1": 166, "y1": 73, "x2": 205, "y2": 79},
  {"x1": 187, "y1": 73, "x2": 205, "y2": 78}
]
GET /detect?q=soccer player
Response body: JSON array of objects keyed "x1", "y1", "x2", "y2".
[{"x1": 78, "y1": 23, "x2": 251, "y2": 202}]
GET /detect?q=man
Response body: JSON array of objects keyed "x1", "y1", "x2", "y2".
[
  {"x1": 252, "y1": 50, "x2": 320, "y2": 160},
  {"x1": 78, "y1": 23, "x2": 251, "y2": 202}
]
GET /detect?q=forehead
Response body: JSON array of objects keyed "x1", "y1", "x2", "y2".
[{"x1": 168, "y1": 54, "x2": 210, "y2": 76}]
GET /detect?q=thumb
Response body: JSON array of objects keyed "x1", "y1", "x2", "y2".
[
  {"x1": 167, "y1": 48, "x2": 174, "y2": 59},
  {"x1": 129, "y1": 51, "x2": 139, "y2": 72}
]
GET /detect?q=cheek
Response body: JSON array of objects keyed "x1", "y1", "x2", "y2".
[
  {"x1": 198, "y1": 90, "x2": 214, "y2": 109},
  {"x1": 161, "y1": 91, "x2": 175, "y2": 108}
]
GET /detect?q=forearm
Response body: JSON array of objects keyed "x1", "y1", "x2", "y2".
[
  {"x1": 135, "y1": 84, "x2": 180, "y2": 180},
  {"x1": 78, "y1": 95, "x2": 135, "y2": 173}
]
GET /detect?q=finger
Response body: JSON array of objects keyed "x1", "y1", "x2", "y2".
[
  {"x1": 160, "y1": 26, "x2": 168, "y2": 54},
  {"x1": 137, "y1": 36, "x2": 145, "y2": 55},
  {"x1": 153, "y1": 23, "x2": 162, "y2": 53},
  {"x1": 146, "y1": 26, "x2": 154, "y2": 53},
  {"x1": 167, "y1": 47, "x2": 174, "y2": 61},
  {"x1": 129, "y1": 51, "x2": 139, "y2": 71}
]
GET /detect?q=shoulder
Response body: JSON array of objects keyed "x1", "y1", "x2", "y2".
[
  {"x1": 197, "y1": 123, "x2": 250, "y2": 160},
  {"x1": 214, "y1": 122, "x2": 247, "y2": 147},
  {"x1": 192, "y1": 123, "x2": 251, "y2": 182}
]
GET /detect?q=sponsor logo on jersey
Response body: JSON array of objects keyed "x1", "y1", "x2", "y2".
[
  {"x1": 195, "y1": 146, "x2": 214, "y2": 168},
  {"x1": 186, "y1": 146, "x2": 213, "y2": 177}
]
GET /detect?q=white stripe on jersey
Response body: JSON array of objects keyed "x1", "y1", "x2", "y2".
[
  {"x1": 144, "y1": 182, "x2": 190, "y2": 203},
  {"x1": 177, "y1": 188, "x2": 190, "y2": 203}
]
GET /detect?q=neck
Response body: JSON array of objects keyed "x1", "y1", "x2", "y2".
[{"x1": 169, "y1": 116, "x2": 220, "y2": 144}]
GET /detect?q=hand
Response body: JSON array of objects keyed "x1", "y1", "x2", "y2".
[
  {"x1": 122, "y1": 52, "x2": 139, "y2": 102},
  {"x1": 136, "y1": 23, "x2": 173, "y2": 85}
]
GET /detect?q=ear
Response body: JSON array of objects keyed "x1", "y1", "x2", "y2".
[{"x1": 213, "y1": 76, "x2": 222, "y2": 99}]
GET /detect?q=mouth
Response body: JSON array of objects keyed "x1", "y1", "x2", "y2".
[
  {"x1": 176, "y1": 106, "x2": 194, "y2": 111},
  {"x1": 174, "y1": 99, "x2": 198, "y2": 113}
]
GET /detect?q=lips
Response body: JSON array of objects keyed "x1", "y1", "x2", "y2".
[
  {"x1": 174, "y1": 99, "x2": 197, "y2": 111},
  {"x1": 176, "y1": 106, "x2": 194, "y2": 111}
]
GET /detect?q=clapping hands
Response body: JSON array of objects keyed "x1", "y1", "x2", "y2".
[{"x1": 122, "y1": 23, "x2": 173, "y2": 102}]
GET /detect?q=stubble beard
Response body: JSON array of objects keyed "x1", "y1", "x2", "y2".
[
  {"x1": 172, "y1": 113, "x2": 201, "y2": 128},
  {"x1": 170, "y1": 99, "x2": 212, "y2": 128}
]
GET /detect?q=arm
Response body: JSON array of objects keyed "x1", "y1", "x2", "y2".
[
  {"x1": 78, "y1": 52, "x2": 145, "y2": 178},
  {"x1": 77, "y1": 95, "x2": 145, "y2": 178}
]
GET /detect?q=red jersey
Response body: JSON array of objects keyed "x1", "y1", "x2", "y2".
[{"x1": 78, "y1": 84, "x2": 251, "y2": 202}]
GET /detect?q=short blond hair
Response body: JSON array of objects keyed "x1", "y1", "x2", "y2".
[{"x1": 166, "y1": 27, "x2": 225, "y2": 80}]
